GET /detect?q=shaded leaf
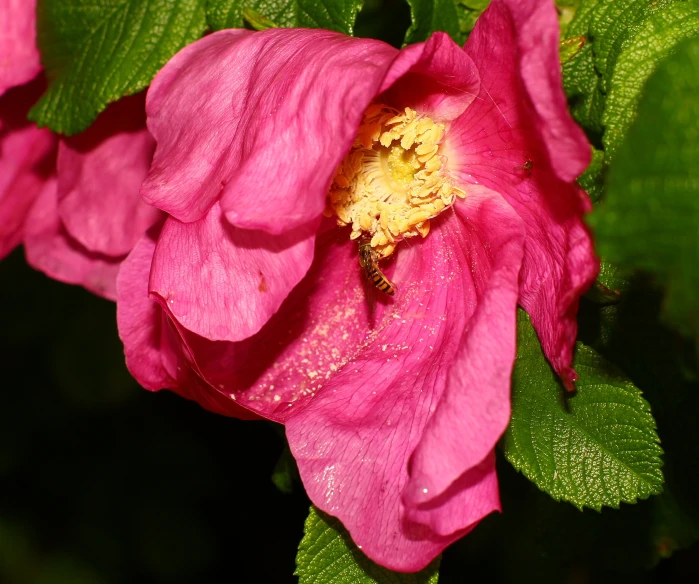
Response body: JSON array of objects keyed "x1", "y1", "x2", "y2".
[
  {"x1": 296, "y1": 507, "x2": 439, "y2": 583},
  {"x1": 206, "y1": 0, "x2": 363, "y2": 34},
  {"x1": 404, "y1": 0, "x2": 488, "y2": 45},
  {"x1": 503, "y1": 311, "x2": 664, "y2": 510},
  {"x1": 31, "y1": 0, "x2": 207, "y2": 135},
  {"x1": 591, "y1": 36, "x2": 699, "y2": 343}
]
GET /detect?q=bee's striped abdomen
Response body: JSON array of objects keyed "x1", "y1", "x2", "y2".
[
  {"x1": 367, "y1": 265, "x2": 395, "y2": 295},
  {"x1": 359, "y1": 238, "x2": 396, "y2": 296}
]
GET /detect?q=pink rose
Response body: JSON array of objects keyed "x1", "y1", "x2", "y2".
[
  {"x1": 24, "y1": 93, "x2": 161, "y2": 300},
  {"x1": 117, "y1": 0, "x2": 597, "y2": 571},
  {"x1": 0, "y1": 0, "x2": 41, "y2": 96},
  {"x1": 0, "y1": 0, "x2": 54, "y2": 259},
  {"x1": 0, "y1": 1, "x2": 160, "y2": 296},
  {"x1": 0, "y1": 78, "x2": 56, "y2": 259}
]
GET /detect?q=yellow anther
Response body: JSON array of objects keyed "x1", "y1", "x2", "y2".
[
  {"x1": 360, "y1": 215, "x2": 373, "y2": 231},
  {"x1": 327, "y1": 104, "x2": 466, "y2": 257},
  {"x1": 408, "y1": 210, "x2": 430, "y2": 226}
]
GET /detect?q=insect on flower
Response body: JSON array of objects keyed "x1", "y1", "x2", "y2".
[
  {"x1": 513, "y1": 157, "x2": 534, "y2": 177},
  {"x1": 358, "y1": 235, "x2": 395, "y2": 295}
]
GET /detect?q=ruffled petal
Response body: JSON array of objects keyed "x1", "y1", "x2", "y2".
[
  {"x1": 57, "y1": 94, "x2": 161, "y2": 256},
  {"x1": 447, "y1": 0, "x2": 598, "y2": 387},
  {"x1": 117, "y1": 225, "x2": 259, "y2": 420},
  {"x1": 149, "y1": 202, "x2": 317, "y2": 341},
  {"x1": 117, "y1": 225, "x2": 175, "y2": 391},
  {"x1": 0, "y1": 0, "x2": 41, "y2": 96},
  {"x1": 403, "y1": 452, "x2": 499, "y2": 538},
  {"x1": 0, "y1": 78, "x2": 56, "y2": 259},
  {"x1": 151, "y1": 188, "x2": 522, "y2": 569},
  {"x1": 462, "y1": 0, "x2": 590, "y2": 182},
  {"x1": 24, "y1": 178, "x2": 122, "y2": 300},
  {"x1": 403, "y1": 191, "x2": 524, "y2": 509},
  {"x1": 378, "y1": 32, "x2": 480, "y2": 122},
  {"x1": 285, "y1": 188, "x2": 524, "y2": 570},
  {"x1": 141, "y1": 29, "x2": 399, "y2": 229}
]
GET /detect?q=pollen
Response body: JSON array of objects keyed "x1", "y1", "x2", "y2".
[{"x1": 326, "y1": 104, "x2": 466, "y2": 257}]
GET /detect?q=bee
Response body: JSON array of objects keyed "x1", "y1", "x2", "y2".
[{"x1": 358, "y1": 236, "x2": 395, "y2": 296}]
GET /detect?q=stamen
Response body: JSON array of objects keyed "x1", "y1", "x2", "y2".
[{"x1": 326, "y1": 105, "x2": 466, "y2": 258}]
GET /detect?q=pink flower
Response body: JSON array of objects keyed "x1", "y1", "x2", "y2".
[
  {"x1": 0, "y1": 78, "x2": 56, "y2": 259},
  {"x1": 117, "y1": 0, "x2": 597, "y2": 571},
  {"x1": 0, "y1": 0, "x2": 41, "y2": 95},
  {"x1": 0, "y1": 1, "x2": 160, "y2": 295},
  {"x1": 24, "y1": 93, "x2": 162, "y2": 300},
  {"x1": 0, "y1": 0, "x2": 54, "y2": 259}
]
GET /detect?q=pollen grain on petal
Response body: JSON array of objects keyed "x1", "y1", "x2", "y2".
[{"x1": 327, "y1": 105, "x2": 466, "y2": 258}]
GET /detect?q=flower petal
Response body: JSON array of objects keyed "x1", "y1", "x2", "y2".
[
  {"x1": 134, "y1": 187, "x2": 522, "y2": 569},
  {"x1": 464, "y1": 0, "x2": 590, "y2": 182},
  {"x1": 117, "y1": 225, "x2": 174, "y2": 391},
  {"x1": 149, "y1": 202, "x2": 317, "y2": 341},
  {"x1": 447, "y1": 0, "x2": 598, "y2": 387},
  {"x1": 379, "y1": 32, "x2": 480, "y2": 122},
  {"x1": 141, "y1": 29, "x2": 399, "y2": 229},
  {"x1": 284, "y1": 188, "x2": 524, "y2": 569},
  {"x1": 57, "y1": 94, "x2": 161, "y2": 256},
  {"x1": 403, "y1": 190, "x2": 524, "y2": 509},
  {"x1": 0, "y1": 0, "x2": 41, "y2": 96},
  {"x1": 117, "y1": 225, "x2": 259, "y2": 419},
  {"x1": 24, "y1": 178, "x2": 121, "y2": 300},
  {"x1": 0, "y1": 78, "x2": 56, "y2": 259},
  {"x1": 146, "y1": 227, "x2": 374, "y2": 419}
]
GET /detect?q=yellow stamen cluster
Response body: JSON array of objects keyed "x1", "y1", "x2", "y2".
[{"x1": 326, "y1": 104, "x2": 466, "y2": 257}]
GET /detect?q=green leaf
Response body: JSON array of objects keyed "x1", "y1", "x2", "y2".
[
  {"x1": 577, "y1": 277, "x2": 699, "y2": 565},
  {"x1": 557, "y1": 0, "x2": 583, "y2": 36},
  {"x1": 559, "y1": 35, "x2": 586, "y2": 65},
  {"x1": 30, "y1": 0, "x2": 207, "y2": 136},
  {"x1": 206, "y1": 0, "x2": 363, "y2": 34},
  {"x1": 591, "y1": 36, "x2": 699, "y2": 343},
  {"x1": 502, "y1": 310, "x2": 664, "y2": 510},
  {"x1": 243, "y1": 6, "x2": 280, "y2": 29},
  {"x1": 404, "y1": 0, "x2": 488, "y2": 46},
  {"x1": 562, "y1": 0, "x2": 605, "y2": 133},
  {"x1": 296, "y1": 507, "x2": 440, "y2": 584},
  {"x1": 404, "y1": 0, "x2": 461, "y2": 45},
  {"x1": 270, "y1": 443, "x2": 299, "y2": 494},
  {"x1": 562, "y1": 0, "x2": 699, "y2": 155},
  {"x1": 602, "y1": 1, "x2": 699, "y2": 156},
  {"x1": 577, "y1": 146, "x2": 605, "y2": 203}
]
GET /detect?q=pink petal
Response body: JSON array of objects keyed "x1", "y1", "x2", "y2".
[
  {"x1": 284, "y1": 188, "x2": 524, "y2": 570},
  {"x1": 447, "y1": 0, "x2": 598, "y2": 386},
  {"x1": 149, "y1": 202, "x2": 317, "y2": 341},
  {"x1": 141, "y1": 29, "x2": 399, "y2": 228},
  {"x1": 24, "y1": 178, "x2": 121, "y2": 300},
  {"x1": 117, "y1": 225, "x2": 175, "y2": 391},
  {"x1": 0, "y1": 78, "x2": 56, "y2": 259},
  {"x1": 378, "y1": 32, "x2": 480, "y2": 122},
  {"x1": 145, "y1": 227, "x2": 378, "y2": 419},
  {"x1": 57, "y1": 93, "x2": 161, "y2": 256},
  {"x1": 126, "y1": 187, "x2": 523, "y2": 569},
  {"x1": 466, "y1": 0, "x2": 590, "y2": 182},
  {"x1": 0, "y1": 0, "x2": 41, "y2": 96},
  {"x1": 117, "y1": 225, "x2": 260, "y2": 420},
  {"x1": 142, "y1": 29, "x2": 479, "y2": 238},
  {"x1": 403, "y1": 189, "x2": 524, "y2": 511}
]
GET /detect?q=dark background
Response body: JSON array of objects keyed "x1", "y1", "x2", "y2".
[{"x1": 2, "y1": 248, "x2": 699, "y2": 583}]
